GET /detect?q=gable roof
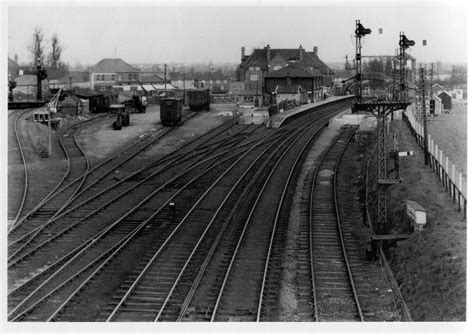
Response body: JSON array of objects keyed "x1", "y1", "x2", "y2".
[
  {"x1": 59, "y1": 71, "x2": 90, "y2": 83},
  {"x1": 139, "y1": 72, "x2": 164, "y2": 83},
  {"x1": 90, "y1": 58, "x2": 140, "y2": 73},
  {"x1": 44, "y1": 66, "x2": 67, "y2": 80},
  {"x1": 14, "y1": 75, "x2": 46, "y2": 86},
  {"x1": 241, "y1": 46, "x2": 334, "y2": 75},
  {"x1": 9, "y1": 57, "x2": 19, "y2": 68}
]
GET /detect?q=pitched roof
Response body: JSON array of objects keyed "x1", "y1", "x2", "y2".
[
  {"x1": 8, "y1": 57, "x2": 18, "y2": 68},
  {"x1": 139, "y1": 72, "x2": 164, "y2": 83},
  {"x1": 14, "y1": 75, "x2": 46, "y2": 86},
  {"x1": 44, "y1": 66, "x2": 67, "y2": 80},
  {"x1": 90, "y1": 58, "x2": 140, "y2": 73},
  {"x1": 241, "y1": 46, "x2": 334, "y2": 75},
  {"x1": 59, "y1": 71, "x2": 90, "y2": 83},
  {"x1": 266, "y1": 64, "x2": 315, "y2": 78}
]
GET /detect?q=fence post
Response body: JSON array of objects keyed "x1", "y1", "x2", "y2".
[
  {"x1": 435, "y1": 145, "x2": 439, "y2": 176},
  {"x1": 445, "y1": 156, "x2": 449, "y2": 191},
  {"x1": 452, "y1": 164, "x2": 457, "y2": 203},
  {"x1": 458, "y1": 173, "x2": 463, "y2": 212},
  {"x1": 439, "y1": 150, "x2": 443, "y2": 182}
]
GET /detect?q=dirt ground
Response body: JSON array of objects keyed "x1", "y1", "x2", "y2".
[
  {"x1": 385, "y1": 119, "x2": 466, "y2": 321},
  {"x1": 8, "y1": 105, "x2": 231, "y2": 226},
  {"x1": 279, "y1": 125, "x2": 340, "y2": 321},
  {"x1": 8, "y1": 109, "x2": 68, "y2": 223},
  {"x1": 75, "y1": 105, "x2": 232, "y2": 161}
]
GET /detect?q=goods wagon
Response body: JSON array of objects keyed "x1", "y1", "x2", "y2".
[
  {"x1": 188, "y1": 89, "x2": 210, "y2": 111},
  {"x1": 160, "y1": 98, "x2": 183, "y2": 127}
]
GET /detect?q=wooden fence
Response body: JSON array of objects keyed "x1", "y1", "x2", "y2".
[{"x1": 403, "y1": 110, "x2": 466, "y2": 219}]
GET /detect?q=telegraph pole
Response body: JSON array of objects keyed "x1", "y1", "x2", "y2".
[
  {"x1": 36, "y1": 56, "x2": 42, "y2": 101},
  {"x1": 420, "y1": 66, "x2": 429, "y2": 165},
  {"x1": 183, "y1": 72, "x2": 186, "y2": 105},
  {"x1": 164, "y1": 64, "x2": 167, "y2": 91}
]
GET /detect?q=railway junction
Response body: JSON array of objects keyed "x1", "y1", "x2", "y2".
[
  {"x1": 7, "y1": 95, "x2": 412, "y2": 322},
  {"x1": 6, "y1": 19, "x2": 466, "y2": 324}
]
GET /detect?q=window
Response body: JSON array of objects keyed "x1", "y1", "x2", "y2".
[
  {"x1": 118, "y1": 75, "x2": 122, "y2": 81},
  {"x1": 255, "y1": 66, "x2": 260, "y2": 71},
  {"x1": 249, "y1": 67, "x2": 254, "y2": 71},
  {"x1": 112, "y1": 74, "x2": 115, "y2": 81},
  {"x1": 101, "y1": 74, "x2": 105, "y2": 81},
  {"x1": 250, "y1": 74, "x2": 260, "y2": 81},
  {"x1": 128, "y1": 74, "x2": 132, "y2": 81},
  {"x1": 96, "y1": 74, "x2": 100, "y2": 81}
]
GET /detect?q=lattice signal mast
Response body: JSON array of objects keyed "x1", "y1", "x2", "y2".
[
  {"x1": 398, "y1": 33, "x2": 415, "y2": 102},
  {"x1": 354, "y1": 31, "x2": 413, "y2": 236},
  {"x1": 353, "y1": 20, "x2": 371, "y2": 107}
]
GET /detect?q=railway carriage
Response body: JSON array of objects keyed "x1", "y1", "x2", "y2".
[
  {"x1": 188, "y1": 89, "x2": 210, "y2": 111},
  {"x1": 160, "y1": 98, "x2": 183, "y2": 127}
]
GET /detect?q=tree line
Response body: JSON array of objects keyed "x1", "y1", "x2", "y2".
[{"x1": 29, "y1": 26, "x2": 65, "y2": 69}]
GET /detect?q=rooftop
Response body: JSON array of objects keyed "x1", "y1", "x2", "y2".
[{"x1": 90, "y1": 58, "x2": 140, "y2": 73}]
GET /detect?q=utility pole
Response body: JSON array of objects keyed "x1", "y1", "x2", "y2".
[
  {"x1": 183, "y1": 72, "x2": 186, "y2": 105},
  {"x1": 420, "y1": 66, "x2": 429, "y2": 165},
  {"x1": 36, "y1": 56, "x2": 42, "y2": 101},
  {"x1": 164, "y1": 64, "x2": 167, "y2": 91},
  {"x1": 255, "y1": 76, "x2": 259, "y2": 107}
]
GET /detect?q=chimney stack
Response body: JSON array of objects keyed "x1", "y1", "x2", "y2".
[
  {"x1": 299, "y1": 45, "x2": 304, "y2": 61},
  {"x1": 266, "y1": 44, "x2": 271, "y2": 63},
  {"x1": 313, "y1": 46, "x2": 318, "y2": 57},
  {"x1": 241, "y1": 47, "x2": 245, "y2": 61}
]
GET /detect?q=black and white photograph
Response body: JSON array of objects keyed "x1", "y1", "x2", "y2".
[{"x1": 2, "y1": 0, "x2": 470, "y2": 332}]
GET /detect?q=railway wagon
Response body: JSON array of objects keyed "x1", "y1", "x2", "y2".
[
  {"x1": 160, "y1": 98, "x2": 183, "y2": 127},
  {"x1": 188, "y1": 89, "x2": 210, "y2": 111}
]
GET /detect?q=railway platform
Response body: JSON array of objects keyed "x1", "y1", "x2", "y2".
[{"x1": 268, "y1": 95, "x2": 354, "y2": 128}]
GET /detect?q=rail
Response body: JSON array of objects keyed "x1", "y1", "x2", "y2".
[
  {"x1": 365, "y1": 147, "x2": 412, "y2": 321},
  {"x1": 403, "y1": 109, "x2": 466, "y2": 219}
]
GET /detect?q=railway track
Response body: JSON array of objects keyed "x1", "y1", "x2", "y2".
[
  {"x1": 7, "y1": 98, "x2": 353, "y2": 321},
  {"x1": 7, "y1": 122, "x2": 268, "y2": 321},
  {"x1": 7, "y1": 112, "x2": 204, "y2": 257},
  {"x1": 305, "y1": 127, "x2": 364, "y2": 321},
  {"x1": 7, "y1": 118, "x2": 247, "y2": 270},
  {"x1": 7, "y1": 114, "x2": 110, "y2": 234},
  {"x1": 8, "y1": 109, "x2": 31, "y2": 224},
  {"x1": 96, "y1": 105, "x2": 346, "y2": 322}
]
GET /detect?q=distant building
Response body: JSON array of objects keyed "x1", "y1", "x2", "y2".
[
  {"x1": 12, "y1": 75, "x2": 48, "y2": 101},
  {"x1": 265, "y1": 64, "x2": 317, "y2": 104},
  {"x1": 431, "y1": 83, "x2": 445, "y2": 96},
  {"x1": 90, "y1": 58, "x2": 141, "y2": 91},
  {"x1": 58, "y1": 71, "x2": 91, "y2": 90},
  {"x1": 437, "y1": 91, "x2": 452, "y2": 110},
  {"x1": 191, "y1": 72, "x2": 230, "y2": 93},
  {"x1": 8, "y1": 57, "x2": 20, "y2": 79},
  {"x1": 237, "y1": 44, "x2": 333, "y2": 105},
  {"x1": 89, "y1": 58, "x2": 169, "y2": 94}
]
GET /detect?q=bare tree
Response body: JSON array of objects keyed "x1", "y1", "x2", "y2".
[
  {"x1": 48, "y1": 33, "x2": 63, "y2": 68},
  {"x1": 28, "y1": 27, "x2": 45, "y2": 66}
]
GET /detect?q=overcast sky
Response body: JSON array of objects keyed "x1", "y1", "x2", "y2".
[{"x1": 6, "y1": 1, "x2": 469, "y2": 67}]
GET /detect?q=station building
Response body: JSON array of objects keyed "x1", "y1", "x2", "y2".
[{"x1": 236, "y1": 44, "x2": 334, "y2": 106}]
